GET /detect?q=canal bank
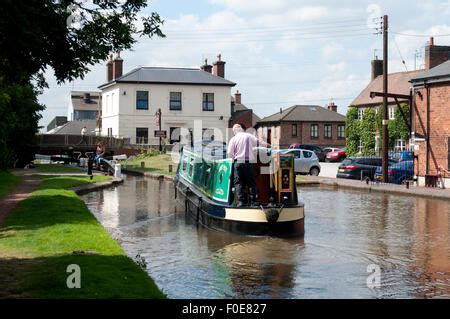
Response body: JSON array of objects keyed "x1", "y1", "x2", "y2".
[
  {"x1": 297, "y1": 176, "x2": 450, "y2": 201},
  {"x1": 82, "y1": 174, "x2": 450, "y2": 298},
  {"x1": 0, "y1": 168, "x2": 165, "y2": 299}
]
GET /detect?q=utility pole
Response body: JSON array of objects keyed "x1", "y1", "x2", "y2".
[
  {"x1": 156, "y1": 108, "x2": 162, "y2": 152},
  {"x1": 382, "y1": 15, "x2": 389, "y2": 183}
]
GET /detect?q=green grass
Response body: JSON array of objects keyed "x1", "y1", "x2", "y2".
[
  {"x1": 122, "y1": 154, "x2": 178, "y2": 176},
  {"x1": 0, "y1": 171, "x2": 20, "y2": 198},
  {"x1": 35, "y1": 164, "x2": 84, "y2": 173},
  {"x1": 38, "y1": 175, "x2": 111, "y2": 190},
  {"x1": 0, "y1": 176, "x2": 165, "y2": 299}
]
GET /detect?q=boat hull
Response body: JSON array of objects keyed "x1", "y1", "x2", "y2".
[{"x1": 176, "y1": 177, "x2": 305, "y2": 237}]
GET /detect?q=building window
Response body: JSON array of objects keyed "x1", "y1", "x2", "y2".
[
  {"x1": 395, "y1": 139, "x2": 406, "y2": 151},
  {"x1": 136, "y1": 91, "x2": 149, "y2": 110},
  {"x1": 202, "y1": 93, "x2": 214, "y2": 111},
  {"x1": 170, "y1": 92, "x2": 182, "y2": 110},
  {"x1": 292, "y1": 124, "x2": 297, "y2": 137},
  {"x1": 389, "y1": 106, "x2": 395, "y2": 120},
  {"x1": 338, "y1": 125, "x2": 345, "y2": 139},
  {"x1": 169, "y1": 127, "x2": 180, "y2": 144},
  {"x1": 357, "y1": 139, "x2": 362, "y2": 153},
  {"x1": 358, "y1": 108, "x2": 364, "y2": 120},
  {"x1": 310, "y1": 124, "x2": 318, "y2": 139},
  {"x1": 136, "y1": 127, "x2": 148, "y2": 144},
  {"x1": 324, "y1": 124, "x2": 332, "y2": 139}
]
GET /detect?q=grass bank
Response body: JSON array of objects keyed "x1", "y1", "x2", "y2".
[
  {"x1": 0, "y1": 175, "x2": 165, "y2": 299},
  {"x1": 0, "y1": 171, "x2": 20, "y2": 198},
  {"x1": 122, "y1": 154, "x2": 177, "y2": 176},
  {"x1": 35, "y1": 164, "x2": 84, "y2": 173}
]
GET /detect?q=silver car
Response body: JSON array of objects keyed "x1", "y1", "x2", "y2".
[{"x1": 279, "y1": 149, "x2": 321, "y2": 176}]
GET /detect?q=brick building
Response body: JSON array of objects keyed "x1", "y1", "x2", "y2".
[
  {"x1": 255, "y1": 103, "x2": 346, "y2": 149},
  {"x1": 229, "y1": 90, "x2": 261, "y2": 129},
  {"x1": 411, "y1": 60, "x2": 450, "y2": 183},
  {"x1": 350, "y1": 37, "x2": 450, "y2": 152}
]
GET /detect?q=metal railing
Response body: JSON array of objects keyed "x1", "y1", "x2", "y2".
[{"x1": 37, "y1": 134, "x2": 130, "y2": 148}]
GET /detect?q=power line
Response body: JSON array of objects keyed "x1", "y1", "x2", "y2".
[
  {"x1": 245, "y1": 96, "x2": 355, "y2": 106},
  {"x1": 393, "y1": 38, "x2": 408, "y2": 72},
  {"x1": 391, "y1": 31, "x2": 450, "y2": 37}
]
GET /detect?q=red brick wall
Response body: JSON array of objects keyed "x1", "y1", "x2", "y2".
[
  {"x1": 413, "y1": 83, "x2": 450, "y2": 176},
  {"x1": 260, "y1": 122, "x2": 346, "y2": 148},
  {"x1": 229, "y1": 110, "x2": 254, "y2": 130}
]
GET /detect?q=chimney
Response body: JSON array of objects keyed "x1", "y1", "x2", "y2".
[
  {"x1": 425, "y1": 36, "x2": 450, "y2": 69},
  {"x1": 83, "y1": 92, "x2": 91, "y2": 103},
  {"x1": 106, "y1": 55, "x2": 113, "y2": 82},
  {"x1": 200, "y1": 58, "x2": 212, "y2": 73},
  {"x1": 234, "y1": 90, "x2": 241, "y2": 104},
  {"x1": 371, "y1": 57, "x2": 383, "y2": 80},
  {"x1": 213, "y1": 54, "x2": 225, "y2": 78},
  {"x1": 327, "y1": 102, "x2": 337, "y2": 112},
  {"x1": 112, "y1": 52, "x2": 123, "y2": 80},
  {"x1": 280, "y1": 108, "x2": 282, "y2": 114}
]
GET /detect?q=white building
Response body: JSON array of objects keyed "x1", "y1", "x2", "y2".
[{"x1": 98, "y1": 54, "x2": 236, "y2": 146}]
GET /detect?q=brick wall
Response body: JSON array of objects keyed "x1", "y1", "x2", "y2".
[
  {"x1": 259, "y1": 121, "x2": 346, "y2": 149},
  {"x1": 229, "y1": 110, "x2": 254, "y2": 130},
  {"x1": 413, "y1": 82, "x2": 450, "y2": 176}
]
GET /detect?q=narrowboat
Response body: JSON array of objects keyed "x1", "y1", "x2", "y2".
[{"x1": 174, "y1": 145, "x2": 305, "y2": 237}]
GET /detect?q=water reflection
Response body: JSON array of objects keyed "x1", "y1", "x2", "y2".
[{"x1": 81, "y1": 176, "x2": 450, "y2": 299}]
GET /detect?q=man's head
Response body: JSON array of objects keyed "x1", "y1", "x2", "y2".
[{"x1": 232, "y1": 124, "x2": 244, "y2": 135}]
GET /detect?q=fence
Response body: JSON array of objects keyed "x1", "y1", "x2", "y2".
[{"x1": 38, "y1": 134, "x2": 130, "y2": 148}]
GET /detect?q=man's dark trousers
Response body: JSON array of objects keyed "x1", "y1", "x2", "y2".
[{"x1": 234, "y1": 161, "x2": 257, "y2": 205}]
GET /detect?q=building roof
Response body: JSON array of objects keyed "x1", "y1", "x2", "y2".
[
  {"x1": 99, "y1": 67, "x2": 236, "y2": 89},
  {"x1": 47, "y1": 120, "x2": 96, "y2": 135},
  {"x1": 351, "y1": 70, "x2": 424, "y2": 106},
  {"x1": 71, "y1": 91, "x2": 100, "y2": 111},
  {"x1": 258, "y1": 105, "x2": 345, "y2": 124},
  {"x1": 410, "y1": 60, "x2": 450, "y2": 85}
]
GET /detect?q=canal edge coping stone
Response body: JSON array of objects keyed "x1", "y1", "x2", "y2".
[{"x1": 72, "y1": 177, "x2": 124, "y2": 195}]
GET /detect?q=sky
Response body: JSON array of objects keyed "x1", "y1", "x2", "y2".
[{"x1": 38, "y1": 0, "x2": 450, "y2": 130}]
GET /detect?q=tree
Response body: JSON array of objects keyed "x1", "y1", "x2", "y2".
[
  {"x1": 0, "y1": 1, "x2": 165, "y2": 168},
  {"x1": 345, "y1": 106, "x2": 359, "y2": 156},
  {"x1": 360, "y1": 108, "x2": 376, "y2": 155},
  {"x1": 0, "y1": 0, "x2": 165, "y2": 84}
]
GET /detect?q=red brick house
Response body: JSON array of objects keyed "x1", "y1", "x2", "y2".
[
  {"x1": 411, "y1": 60, "x2": 450, "y2": 184},
  {"x1": 229, "y1": 90, "x2": 260, "y2": 129},
  {"x1": 350, "y1": 37, "x2": 450, "y2": 152},
  {"x1": 255, "y1": 103, "x2": 346, "y2": 149}
]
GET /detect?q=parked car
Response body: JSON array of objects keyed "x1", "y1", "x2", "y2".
[
  {"x1": 326, "y1": 147, "x2": 347, "y2": 162},
  {"x1": 289, "y1": 144, "x2": 327, "y2": 162},
  {"x1": 337, "y1": 157, "x2": 397, "y2": 181},
  {"x1": 278, "y1": 149, "x2": 321, "y2": 176},
  {"x1": 389, "y1": 150, "x2": 414, "y2": 162},
  {"x1": 374, "y1": 160, "x2": 414, "y2": 184}
]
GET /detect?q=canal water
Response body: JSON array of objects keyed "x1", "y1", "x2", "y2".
[{"x1": 81, "y1": 175, "x2": 450, "y2": 298}]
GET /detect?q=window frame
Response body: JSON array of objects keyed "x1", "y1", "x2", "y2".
[
  {"x1": 324, "y1": 124, "x2": 332, "y2": 139},
  {"x1": 202, "y1": 93, "x2": 214, "y2": 111},
  {"x1": 169, "y1": 92, "x2": 182, "y2": 111},
  {"x1": 135, "y1": 127, "x2": 149, "y2": 144},
  {"x1": 310, "y1": 124, "x2": 319, "y2": 139},
  {"x1": 292, "y1": 124, "x2": 298, "y2": 137},
  {"x1": 338, "y1": 124, "x2": 345, "y2": 139},
  {"x1": 136, "y1": 91, "x2": 149, "y2": 110}
]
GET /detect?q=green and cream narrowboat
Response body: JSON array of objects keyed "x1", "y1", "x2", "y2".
[{"x1": 174, "y1": 145, "x2": 305, "y2": 237}]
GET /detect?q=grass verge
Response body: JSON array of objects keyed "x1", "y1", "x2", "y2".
[
  {"x1": 122, "y1": 154, "x2": 177, "y2": 176},
  {"x1": 0, "y1": 175, "x2": 165, "y2": 299},
  {"x1": 35, "y1": 164, "x2": 84, "y2": 174},
  {"x1": 0, "y1": 171, "x2": 20, "y2": 198}
]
